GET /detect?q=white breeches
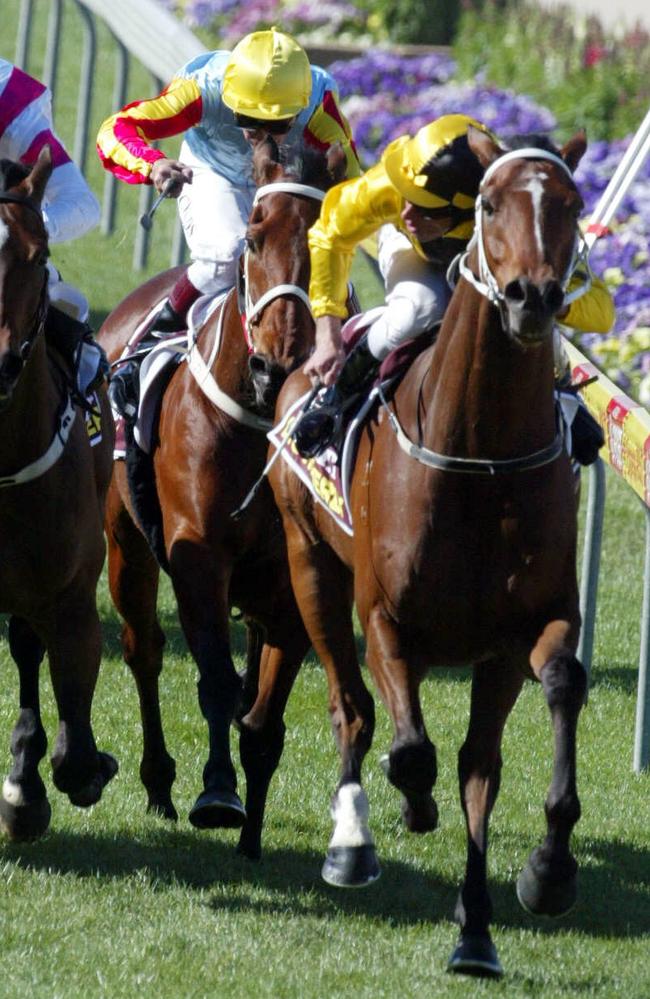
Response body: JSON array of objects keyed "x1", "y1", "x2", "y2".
[
  {"x1": 46, "y1": 261, "x2": 89, "y2": 322},
  {"x1": 366, "y1": 224, "x2": 451, "y2": 360},
  {"x1": 177, "y1": 140, "x2": 255, "y2": 296}
]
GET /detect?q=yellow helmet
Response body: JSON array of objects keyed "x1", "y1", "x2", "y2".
[
  {"x1": 383, "y1": 113, "x2": 495, "y2": 210},
  {"x1": 222, "y1": 28, "x2": 312, "y2": 120}
]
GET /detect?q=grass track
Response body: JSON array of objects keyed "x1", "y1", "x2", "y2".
[{"x1": 1, "y1": 4, "x2": 649, "y2": 997}]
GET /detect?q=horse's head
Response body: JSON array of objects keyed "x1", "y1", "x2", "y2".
[
  {"x1": 242, "y1": 137, "x2": 347, "y2": 413},
  {"x1": 0, "y1": 147, "x2": 51, "y2": 407},
  {"x1": 465, "y1": 126, "x2": 586, "y2": 345}
]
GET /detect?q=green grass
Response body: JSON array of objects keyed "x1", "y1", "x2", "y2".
[{"x1": 1, "y1": 4, "x2": 649, "y2": 997}]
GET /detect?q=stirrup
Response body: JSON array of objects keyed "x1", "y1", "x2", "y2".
[{"x1": 293, "y1": 402, "x2": 342, "y2": 458}]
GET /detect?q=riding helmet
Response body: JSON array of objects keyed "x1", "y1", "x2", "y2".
[{"x1": 222, "y1": 28, "x2": 312, "y2": 121}]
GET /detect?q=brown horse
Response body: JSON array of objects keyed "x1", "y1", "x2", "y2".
[
  {"x1": 98, "y1": 140, "x2": 345, "y2": 856},
  {"x1": 266, "y1": 127, "x2": 589, "y2": 976},
  {"x1": 0, "y1": 148, "x2": 117, "y2": 840}
]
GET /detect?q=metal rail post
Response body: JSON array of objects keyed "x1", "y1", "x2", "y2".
[
  {"x1": 578, "y1": 458, "x2": 606, "y2": 680},
  {"x1": 634, "y1": 503, "x2": 650, "y2": 771},
  {"x1": 15, "y1": 0, "x2": 34, "y2": 70},
  {"x1": 73, "y1": 3, "x2": 97, "y2": 174}
]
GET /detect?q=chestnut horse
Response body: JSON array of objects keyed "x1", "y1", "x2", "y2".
[
  {"x1": 98, "y1": 140, "x2": 345, "y2": 856},
  {"x1": 0, "y1": 149, "x2": 116, "y2": 840},
  {"x1": 267, "y1": 127, "x2": 589, "y2": 976}
]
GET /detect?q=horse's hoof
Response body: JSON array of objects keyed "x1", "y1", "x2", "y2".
[
  {"x1": 447, "y1": 933, "x2": 503, "y2": 978},
  {"x1": 189, "y1": 789, "x2": 246, "y2": 829},
  {"x1": 147, "y1": 797, "x2": 178, "y2": 822},
  {"x1": 68, "y1": 751, "x2": 119, "y2": 808},
  {"x1": 321, "y1": 845, "x2": 381, "y2": 888},
  {"x1": 517, "y1": 858, "x2": 577, "y2": 917},
  {"x1": 401, "y1": 793, "x2": 438, "y2": 833},
  {"x1": 0, "y1": 792, "x2": 51, "y2": 841}
]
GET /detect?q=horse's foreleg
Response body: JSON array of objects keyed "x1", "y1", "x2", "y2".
[
  {"x1": 517, "y1": 633, "x2": 586, "y2": 918},
  {"x1": 449, "y1": 658, "x2": 525, "y2": 980},
  {"x1": 106, "y1": 489, "x2": 176, "y2": 819},
  {"x1": 0, "y1": 617, "x2": 50, "y2": 840},
  {"x1": 284, "y1": 525, "x2": 378, "y2": 887},
  {"x1": 238, "y1": 603, "x2": 310, "y2": 860},
  {"x1": 365, "y1": 606, "x2": 438, "y2": 833}
]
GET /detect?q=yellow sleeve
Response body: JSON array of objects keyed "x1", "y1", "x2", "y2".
[
  {"x1": 562, "y1": 273, "x2": 615, "y2": 334},
  {"x1": 304, "y1": 93, "x2": 361, "y2": 180},
  {"x1": 309, "y1": 163, "x2": 402, "y2": 317}
]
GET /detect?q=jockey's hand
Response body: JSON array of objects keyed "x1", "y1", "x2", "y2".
[
  {"x1": 303, "y1": 315, "x2": 345, "y2": 387},
  {"x1": 150, "y1": 158, "x2": 193, "y2": 197}
]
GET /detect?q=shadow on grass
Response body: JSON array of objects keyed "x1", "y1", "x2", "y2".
[{"x1": 2, "y1": 824, "x2": 648, "y2": 939}]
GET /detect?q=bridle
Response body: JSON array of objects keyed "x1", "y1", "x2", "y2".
[
  {"x1": 187, "y1": 179, "x2": 326, "y2": 432},
  {"x1": 380, "y1": 148, "x2": 588, "y2": 475},
  {"x1": 238, "y1": 181, "x2": 325, "y2": 350},
  {"x1": 457, "y1": 148, "x2": 591, "y2": 319}
]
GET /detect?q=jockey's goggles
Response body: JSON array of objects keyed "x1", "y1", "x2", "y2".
[{"x1": 235, "y1": 113, "x2": 296, "y2": 135}]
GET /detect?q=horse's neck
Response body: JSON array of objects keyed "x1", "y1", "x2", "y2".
[
  {"x1": 212, "y1": 294, "x2": 251, "y2": 395},
  {"x1": 0, "y1": 337, "x2": 60, "y2": 467},
  {"x1": 425, "y1": 284, "x2": 557, "y2": 459}
]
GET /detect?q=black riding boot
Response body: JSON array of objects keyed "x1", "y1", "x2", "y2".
[
  {"x1": 108, "y1": 299, "x2": 186, "y2": 421},
  {"x1": 294, "y1": 334, "x2": 380, "y2": 458},
  {"x1": 45, "y1": 305, "x2": 109, "y2": 391}
]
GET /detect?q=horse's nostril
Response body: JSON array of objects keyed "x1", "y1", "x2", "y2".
[
  {"x1": 248, "y1": 353, "x2": 268, "y2": 376},
  {"x1": 504, "y1": 279, "x2": 526, "y2": 303}
]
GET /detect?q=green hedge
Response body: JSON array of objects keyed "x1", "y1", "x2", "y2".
[{"x1": 453, "y1": 1, "x2": 650, "y2": 140}]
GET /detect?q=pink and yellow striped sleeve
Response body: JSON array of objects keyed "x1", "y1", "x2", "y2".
[
  {"x1": 303, "y1": 90, "x2": 361, "y2": 180},
  {"x1": 96, "y1": 76, "x2": 203, "y2": 184}
]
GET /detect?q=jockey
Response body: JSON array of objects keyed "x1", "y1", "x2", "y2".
[
  {"x1": 96, "y1": 27, "x2": 360, "y2": 420},
  {"x1": 0, "y1": 58, "x2": 107, "y2": 390},
  {"x1": 293, "y1": 113, "x2": 615, "y2": 460}
]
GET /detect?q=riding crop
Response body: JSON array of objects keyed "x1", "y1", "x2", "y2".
[{"x1": 139, "y1": 177, "x2": 177, "y2": 231}]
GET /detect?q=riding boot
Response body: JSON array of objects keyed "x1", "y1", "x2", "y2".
[
  {"x1": 45, "y1": 305, "x2": 109, "y2": 392},
  {"x1": 293, "y1": 334, "x2": 380, "y2": 458},
  {"x1": 570, "y1": 399, "x2": 604, "y2": 466},
  {"x1": 108, "y1": 285, "x2": 198, "y2": 422}
]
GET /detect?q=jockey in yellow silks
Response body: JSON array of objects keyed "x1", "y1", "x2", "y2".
[{"x1": 293, "y1": 113, "x2": 614, "y2": 459}]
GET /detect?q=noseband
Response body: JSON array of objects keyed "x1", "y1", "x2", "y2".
[
  {"x1": 239, "y1": 181, "x2": 325, "y2": 350},
  {"x1": 457, "y1": 148, "x2": 591, "y2": 317}
]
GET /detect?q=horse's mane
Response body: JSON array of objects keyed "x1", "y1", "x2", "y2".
[
  {"x1": 503, "y1": 132, "x2": 560, "y2": 155},
  {"x1": 272, "y1": 141, "x2": 336, "y2": 190},
  {"x1": 0, "y1": 158, "x2": 30, "y2": 192}
]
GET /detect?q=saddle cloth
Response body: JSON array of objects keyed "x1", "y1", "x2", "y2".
[{"x1": 112, "y1": 291, "x2": 227, "y2": 458}]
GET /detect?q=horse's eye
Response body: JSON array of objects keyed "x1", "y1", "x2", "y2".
[{"x1": 481, "y1": 197, "x2": 494, "y2": 217}]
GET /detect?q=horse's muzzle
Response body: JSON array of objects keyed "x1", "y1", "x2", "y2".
[
  {"x1": 503, "y1": 277, "x2": 565, "y2": 343},
  {"x1": 248, "y1": 352, "x2": 288, "y2": 415}
]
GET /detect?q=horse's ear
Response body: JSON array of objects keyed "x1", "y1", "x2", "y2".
[
  {"x1": 326, "y1": 142, "x2": 348, "y2": 185},
  {"x1": 467, "y1": 125, "x2": 504, "y2": 170},
  {"x1": 22, "y1": 144, "x2": 53, "y2": 203},
  {"x1": 251, "y1": 136, "x2": 281, "y2": 185},
  {"x1": 560, "y1": 130, "x2": 587, "y2": 173}
]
